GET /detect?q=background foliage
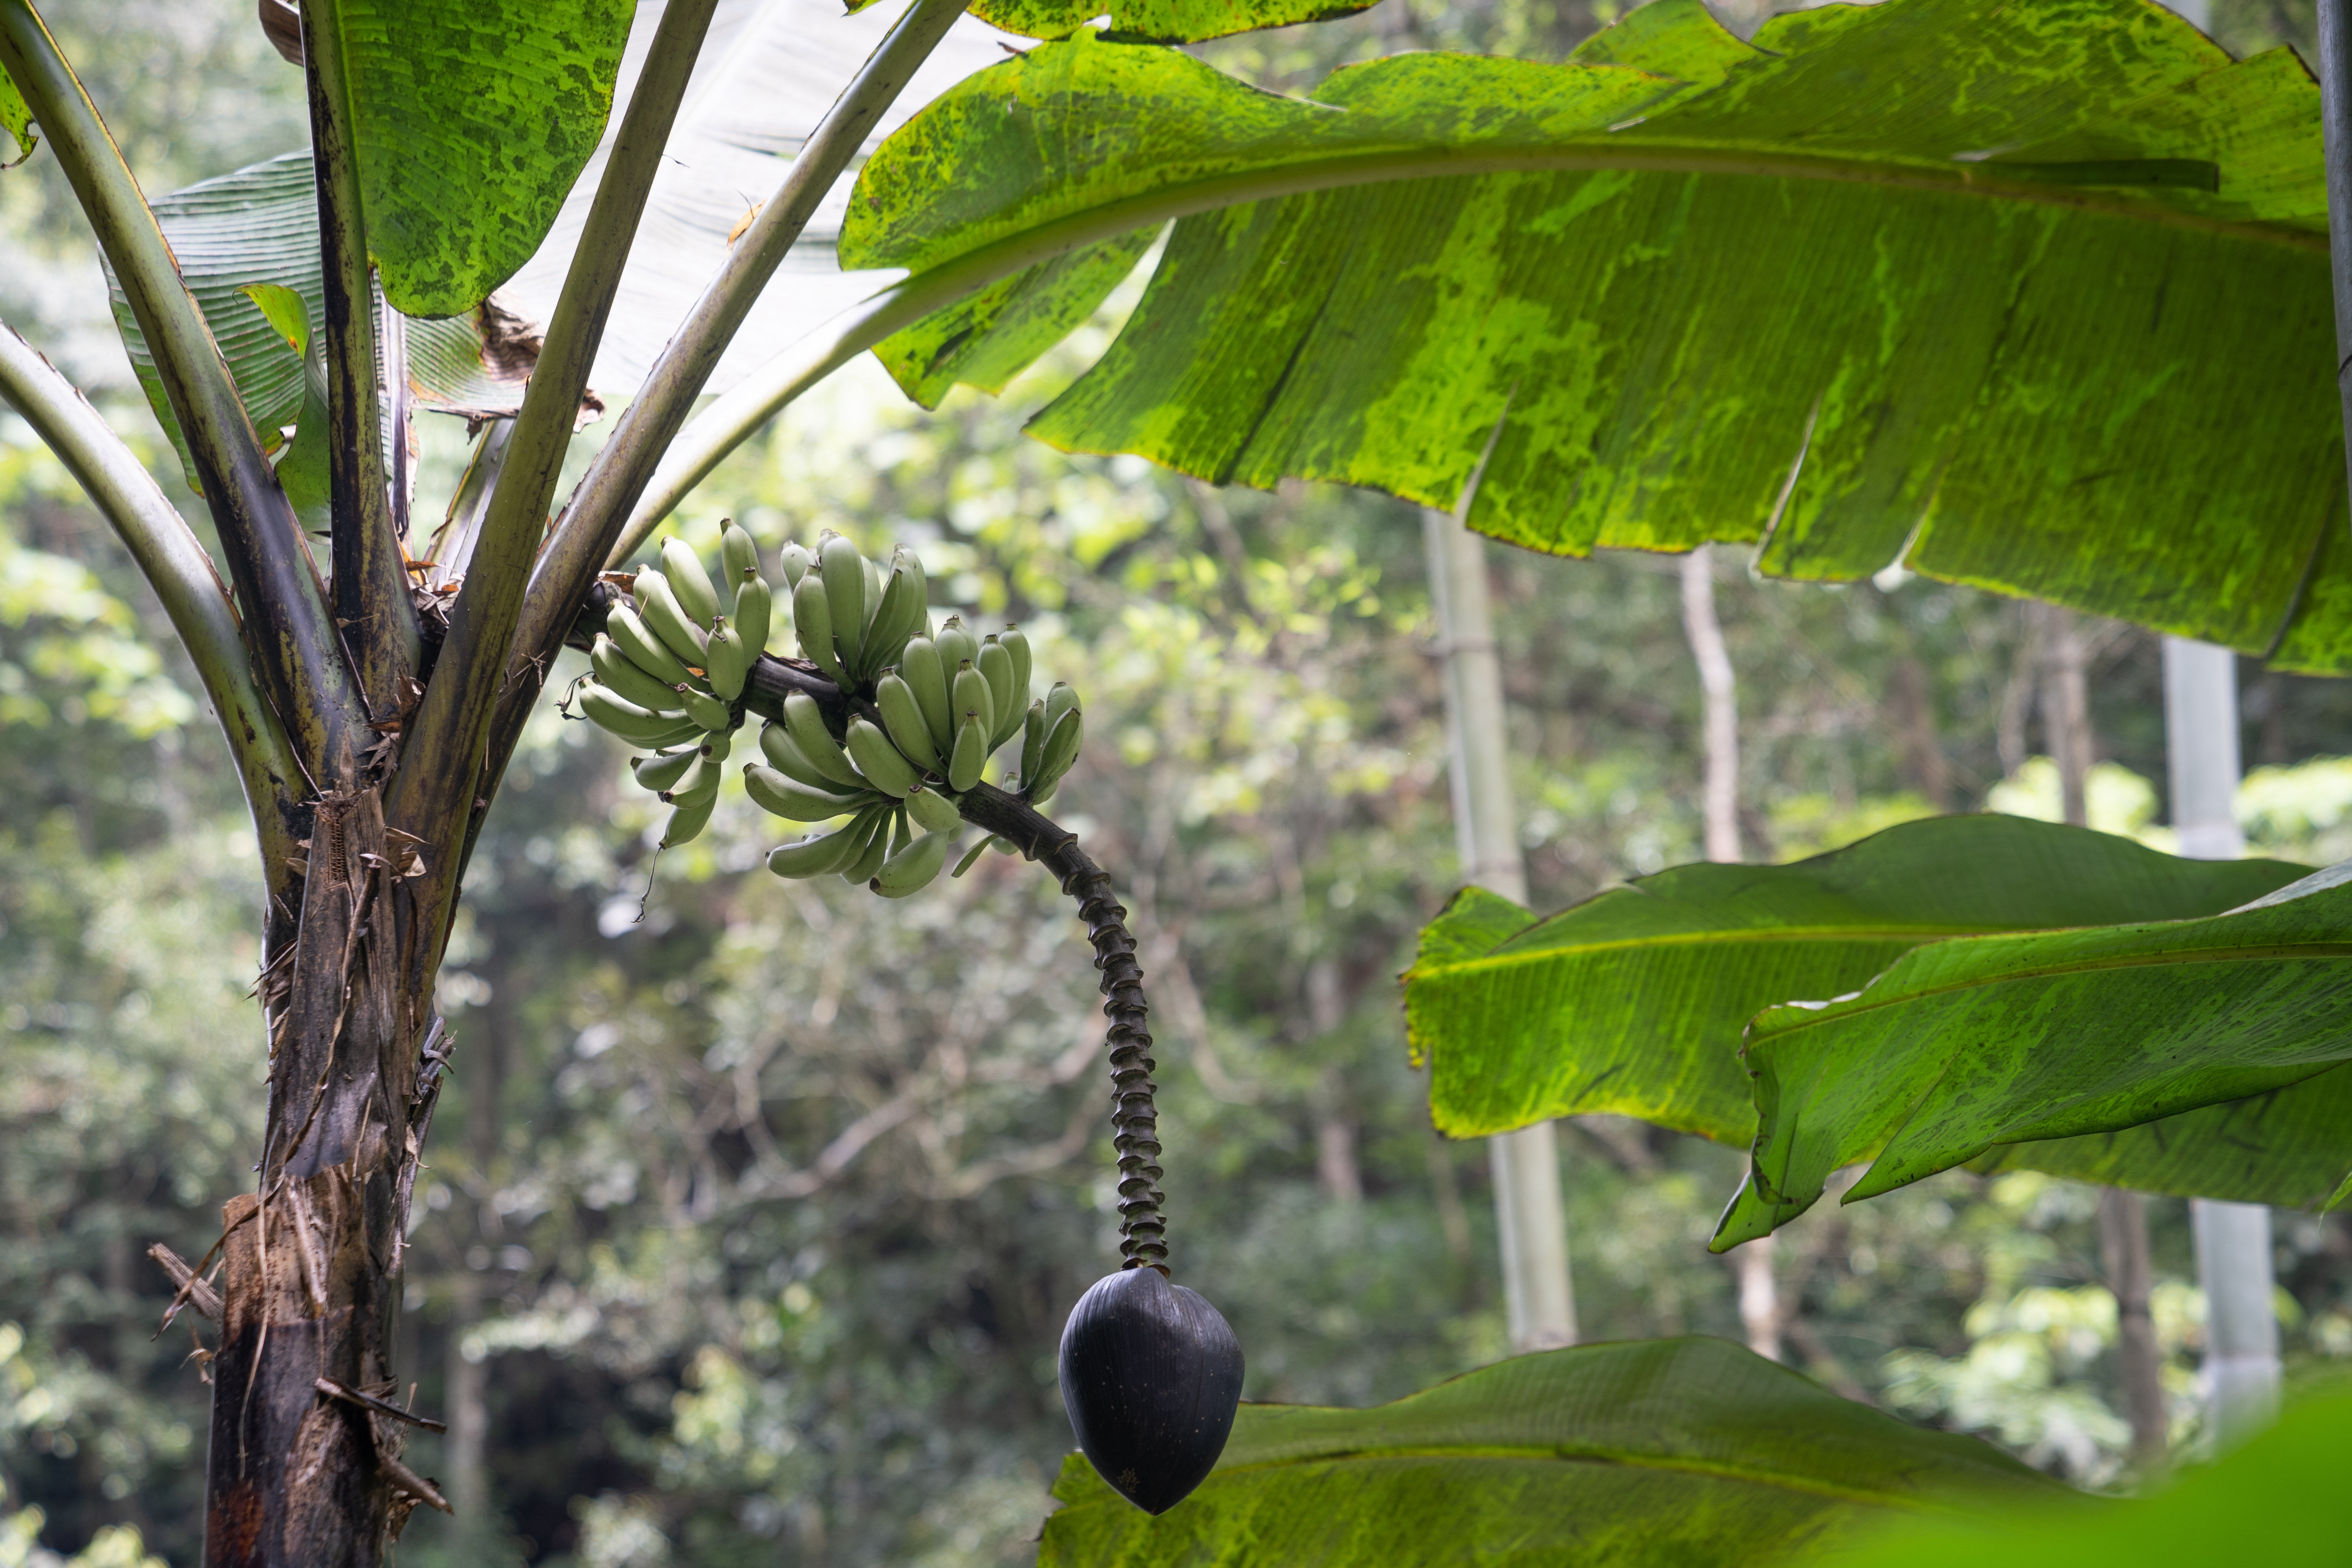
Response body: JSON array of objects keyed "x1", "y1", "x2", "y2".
[{"x1": 6, "y1": 0, "x2": 2352, "y2": 1565}]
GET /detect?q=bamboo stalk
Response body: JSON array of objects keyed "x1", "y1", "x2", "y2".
[{"x1": 1424, "y1": 507, "x2": 1577, "y2": 1353}]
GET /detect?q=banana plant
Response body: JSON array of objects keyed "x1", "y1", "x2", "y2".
[
  {"x1": 0, "y1": 0, "x2": 1365, "y2": 1557},
  {"x1": 4, "y1": 0, "x2": 2345, "y2": 1555}
]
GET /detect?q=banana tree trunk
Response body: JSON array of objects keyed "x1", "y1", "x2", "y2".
[
  {"x1": 1422, "y1": 508, "x2": 1577, "y2": 1353},
  {"x1": 2162, "y1": 636, "x2": 2281, "y2": 1449},
  {"x1": 206, "y1": 787, "x2": 451, "y2": 1566}
]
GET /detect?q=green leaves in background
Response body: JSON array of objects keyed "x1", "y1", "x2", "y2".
[
  {"x1": 1718, "y1": 862, "x2": 2352, "y2": 1248},
  {"x1": 106, "y1": 154, "x2": 559, "y2": 490},
  {"x1": 1834, "y1": 1388, "x2": 2352, "y2": 1568},
  {"x1": 970, "y1": 0, "x2": 1376, "y2": 45},
  {"x1": 1404, "y1": 816, "x2": 2304, "y2": 1142},
  {"x1": 316, "y1": 0, "x2": 632, "y2": 315},
  {"x1": 1038, "y1": 1338, "x2": 2062, "y2": 1565},
  {"x1": 850, "y1": 0, "x2": 2352, "y2": 666},
  {"x1": 0, "y1": 58, "x2": 32, "y2": 166}
]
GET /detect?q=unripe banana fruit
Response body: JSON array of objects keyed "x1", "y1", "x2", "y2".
[
  {"x1": 906, "y1": 785, "x2": 962, "y2": 835},
  {"x1": 871, "y1": 830, "x2": 953, "y2": 898},
  {"x1": 846, "y1": 717, "x2": 922, "y2": 798},
  {"x1": 634, "y1": 570, "x2": 709, "y2": 666},
  {"x1": 661, "y1": 537, "x2": 722, "y2": 626},
  {"x1": 745, "y1": 764, "x2": 871, "y2": 821}
]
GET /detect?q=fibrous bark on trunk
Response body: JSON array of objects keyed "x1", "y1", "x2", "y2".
[{"x1": 204, "y1": 788, "x2": 450, "y2": 1567}]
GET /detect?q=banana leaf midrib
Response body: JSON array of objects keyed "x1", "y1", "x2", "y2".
[
  {"x1": 1753, "y1": 939, "x2": 2352, "y2": 1042},
  {"x1": 1427, "y1": 921, "x2": 2063, "y2": 975},
  {"x1": 871, "y1": 138, "x2": 2325, "y2": 287},
  {"x1": 1176, "y1": 1441, "x2": 2027, "y2": 1511}
]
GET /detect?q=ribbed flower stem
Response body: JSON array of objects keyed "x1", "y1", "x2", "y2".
[{"x1": 956, "y1": 782, "x2": 1169, "y2": 1272}]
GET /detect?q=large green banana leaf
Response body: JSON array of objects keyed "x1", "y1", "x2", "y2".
[
  {"x1": 1834, "y1": 1388, "x2": 2352, "y2": 1568},
  {"x1": 501, "y1": 0, "x2": 1015, "y2": 395},
  {"x1": 1037, "y1": 1337, "x2": 2063, "y2": 1566},
  {"x1": 1715, "y1": 861, "x2": 2352, "y2": 1248},
  {"x1": 968, "y1": 0, "x2": 1375, "y2": 44},
  {"x1": 107, "y1": 155, "x2": 573, "y2": 491},
  {"x1": 319, "y1": 0, "x2": 633, "y2": 315},
  {"x1": 1403, "y1": 815, "x2": 2305, "y2": 1143},
  {"x1": 843, "y1": 0, "x2": 2352, "y2": 668}
]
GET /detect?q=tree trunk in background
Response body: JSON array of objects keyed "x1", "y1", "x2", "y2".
[
  {"x1": 2163, "y1": 636, "x2": 2281, "y2": 1450},
  {"x1": 2038, "y1": 604, "x2": 2093, "y2": 828},
  {"x1": 2098, "y1": 1188, "x2": 2170, "y2": 1467},
  {"x1": 1424, "y1": 508, "x2": 1577, "y2": 1353},
  {"x1": 2036, "y1": 615, "x2": 2168, "y2": 1464},
  {"x1": 1679, "y1": 547, "x2": 1781, "y2": 1362}
]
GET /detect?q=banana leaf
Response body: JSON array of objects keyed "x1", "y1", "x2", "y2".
[
  {"x1": 1833, "y1": 1387, "x2": 2352, "y2": 1568},
  {"x1": 1038, "y1": 1337, "x2": 2064, "y2": 1567},
  {"x1": 1403, "y1": 815, "x2": 2306, "y2": 1143},
  {"x1": 0, "y1": 64, "x2": 31, "y2": 166},
  {"x1": 106, "y1": 154, "x2": 579, "y2": 490},
  {"x1": 500, "y1": 0, "x2": 1016, "y2": 395},
  {"x1": 315, "y1": 0, "x2": 633, "y2": 316},
  {"x1": 1715, "y1": 860, "x2": 2352, "y2": 1248},
  {"x1": 843, "y1": 0, "x2": 2352, "y2": 667}
]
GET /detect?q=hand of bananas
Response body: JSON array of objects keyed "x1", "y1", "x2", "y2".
[{"x1": 563, "y1": 524, "x2": 1084, "y2": 900}]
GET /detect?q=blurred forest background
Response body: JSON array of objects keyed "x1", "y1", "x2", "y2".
[{"x1": 6, "y1": 0, "x2": 2352, "y2": 1563}]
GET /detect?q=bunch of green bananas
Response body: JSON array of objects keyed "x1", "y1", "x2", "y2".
[
  {"x1": 569, "y1": 527, "x2": 1086, "y2": 897},
  {"x1": 567, "y1": 521, "x2": 771, "y2": 849}
]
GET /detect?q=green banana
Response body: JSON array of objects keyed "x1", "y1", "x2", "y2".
[
  {"x1": 875, "y1": 673, "x2": 944, "y2": 772},
  {"x1": 951, "y1": 837, "x2": 995, "y2": 878},
  {"x1": 592, "y1": 637, "x2": 688, "y2": 715},
  {"x1": 744, "y1": 764, "x2": 869, "y2": 821},
  {"x1": 948, "y1": 710, "x2": 987, "y2": 792},
  {"x1": 845, "y1": 717, "x2": 921, "y2": 798},
  {"x1": 952, "y1": 660, "x2": 995, "y2": 745},
  {"x1": 734, "y1": 574, "x2": 771, "y2": 659},
  {"x1": 699, "y1": 727, "x2": 734, "y2": 763},
  {"x1": 634, "y1": 570, "x2": 710, "y2": 667},
  {"x1": 838, "y1": 809, "x2": 893, "y2": 885},
  {"x1": 936, "y1": 615, "x2": 976, "y2": 674},
  {"x1": 820, "y1": 533, "x2": 867, "y2": 672},
  {"x1": 579, "y1": 682, "x2": 697, "y2": 746},
  {"x1": 1000, "y1": 626, "x2": 1032, "y2": 710},
  {"x1": 777, "y1": 541, "x2": 811, "y2": 589},
  {"x1": 906, "y1": 785, "x2": 961, "y2": 835},
  {"x1": 1033, "y1": 706, "x2": 1082, "y2": 793},
  {"x1": 1043, "y1": 680, "x2": 1078, "y2": 733},
  {"x1": 721, "y1": 520, "x2": 759, "y2": 587},
  {"x1": 887, "y1": 804, "x2": 913, "y2": 860},
  {"x1": 1020, "y1": 699, "x2": 1046, "y2": 787},
  {"x1": 792, "y1": 568, "x2": 845, "y2": 686},
  {"x1": 660, "y1": 537, "x2": 721, "y2": 626},
  {"x1": 661, "y1": 792, "x2": 716, "y2": 848},
  {"x1": 682, "y1": 686, "x2": 734, "y2": 732},
  {"x1": 864, "y1": 552, "x2": 927, "y2": 678},
  {"x1": 765, "y1": 810, "x2": 879, "y2": 879},
  {"x1": 782, "y1": 692, "x2": 865, "y2": 789},
  {"x1": 606, "y1": 605, "x2": 694, "y2": 686},
  {"x1": 760, "y1": 721, "x2": 859, "y2": 794},
  {"x1": 633, "y1": 749, "x2": 698, "y2": 792},
  {"x1": 871, "y1": 830, "x2": 953, "y2": 898},
  {"x1": 900, "y1": 637, "x2": 953, "y2": 754},
  {"x1": 663, "y1": 754, "x2": 725, "y2": 807},
  {"x1": 977, "y1": 637, "x2": 1018, "y2": 747},
  {"x1": 703, "y1": 617, "x2": 748, "y2": 700}
]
